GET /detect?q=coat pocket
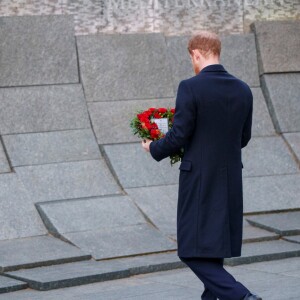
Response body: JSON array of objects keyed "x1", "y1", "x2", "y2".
[{"x1": 179, "y1": 160, "x2": 192, "y2": 171}]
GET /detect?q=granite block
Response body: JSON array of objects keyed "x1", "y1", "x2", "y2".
[
  {"x1": 284, "y1": 132, "x2": 300, "y2": 163},
  {"x1": 2, "y1": 129, "x2": 101, "y2": 167},
  {"x1": 250, "y1": 88, "x2": 275, "y2": 136},
  {"x1": 4, "y1": 252, "x2": 184, "y2": 291},
  {"x1": 225, "y1": 240, "x2": 300, "y2": 266},
  {"x1": 0, "y1": 173, "x2": 47, "y2": 241},
  {"x1": 0, "y1": 15, "x2": 78, "y2": 86},
  {"x1": 283, "y1": 235, "x2": 300, "y2": 244},
  {"x1": 0, "y1": 85, "x2": 90, "y2": 135},
  {"x1": 261, "y1": 73, "x2": 300, "y2": 133},
  {"x1": 243, "y1": 174, "x2": 300, "y2": 213},
  {"x1": 243, "y1": 221, "x2": 279, "y2": 243},
  {"x1": 36, "y1": 195, "x2": 146, "y2": 234},
  {"x1": 246, "y1": 212, "x2": 300, "y2": 236},
  {"x1": 15, "y1": 160, "x2": 121, "y2": 203},
  {"x1": 88, "y1": 98, "x2": 175, "y2": 144},
  {"x1": 242, "y1": 136, "x2": 299, "y2": 177},
  {"x1": 126, "y1": 185, "x2": 178, "y2": 237},
  {"x1": 77, "y1": 33, "x2": 174, "y2": 101},
  {"x1": 220, "y1": 33, "x2": 260, "y2": 87},
  {"x1": 103, "y1": 143, "x2": 180, "y2": 188},
  {"x1": 0, "y1": 235, "x2": 91, "y2": 272},
  {"x1": 0, "y1": 140, "x2": 10, "y2": 173},
  {"x1": 64, "y1": 224, "x2": 177, "y2": 260},
  {"x1": 251, "y1": 21, "x2": 300, "y2": 74},
  {"x1": 0, "y1": 276, "x2": 27, "y2": 294}
]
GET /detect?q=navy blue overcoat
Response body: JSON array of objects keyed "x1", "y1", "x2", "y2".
[{"x1": 150, "y1": 64, "x2": 253, "y2": 258}]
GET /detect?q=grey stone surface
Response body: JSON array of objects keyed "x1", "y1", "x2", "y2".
[
  {"x1": 4, "y1": 252, "x2": 183, "y2": 291},
  {"x1": 36, "y1": 196, "x2": 146, "y2": 234},
  {"x1": 0, "y1": 235, "x2": 91, "y2": 272},
  {"x1": 225, "y1": 239, "x2": 300, "y2": 266},
  {"x1": 104, "y1": 143, "x2": 179, "y2": 188},
  {"x1": 15, "y1": 160, "x2": 121, "y2": 203},
  {"x1": 250, "y1": 88, "x2": 275, "y2": 136},
  {"x1": 243, "y1": 220, "x2": 279, "y2": 243},
  {"x1": 283, "y1": 235, "x2": 300, "y2": 244},
  {"x1": 243, "y1": 174, "x2": 300, "y2": 213},
  {"x1": 246, "y1": 212, "x2": 300, "y2": 236},
  {"x1": 251, "y1": 20, "x2": 300, "y2": 74},
  {"x1": 126, "y1": 185, "x2": 178, "y2": 237},
  {"x1": 261, "y1": 73, "x2": 300, "y2": 133},
  {"x1": 0, "y1": 85, "x2": 90, "y2": 135},
  {"x1": 242, "y1": 136, "x2": 299, "y2": 177},
  {"x1": 2, "y1": 129, "x2": 101, "y2": 167},
  {"x1": 0, "y1": 140, "x2": 10, "y2": 173},
  {"x1": 0, "y1": 173, "x2": 47, "y2": 241},
  {"x1": 220, "y1": 33, "x2": 260, "y2": 87},
  {"x1": 284, "y1": 132, "x2": 300, "y2": 163},
  {"x1": 0, "y1": 15, "x2": 78, "y2": 86},
  {"x1": 88, "y1": 98, "x2": 175, "y2": 144},
  {"x1": 64, "y1": 224, "x2": 177, "y2": 260},
  {"x1": 0, "y1": 276, "x2": 27, "y2": 294},
  {"x1": 77, "y1": 33, "x2": 174, "y2": 102}
]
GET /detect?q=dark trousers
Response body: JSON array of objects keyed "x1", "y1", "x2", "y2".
[{"x1": 179, "y1": 256, "x2": 250, "y2": 300}]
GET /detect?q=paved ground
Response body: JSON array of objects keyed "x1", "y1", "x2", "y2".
[{"x1": 1, "y1": 257, "x2": 300, "y2": 299}]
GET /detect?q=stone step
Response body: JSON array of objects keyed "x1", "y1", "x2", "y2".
[
  {"x1": 3, "y1": 252, "x2": 185, "y2": 291},
  {"x1": 246, "y1": 211, "x2": 300, "y2": 236},
  {"x1": 0, "y1": 235, "x2": 91, "y2": 272},
  {"x1": 225, "y1": 239, "x2": 300, "y2": 266},
  {"x1": 0, "y1": 276, "x2": 27, "y2": 294}
]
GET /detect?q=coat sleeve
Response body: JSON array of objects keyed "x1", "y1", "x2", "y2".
[
  {"x1": 149, "y1": 80, "x2": 196, "y2": 161},
  {"x1": 241, "y1": 90, "x2": 253, "y2": 148}
]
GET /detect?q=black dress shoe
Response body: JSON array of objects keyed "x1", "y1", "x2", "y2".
[{"x1": 243, "y1": 293, "x2": 262, "y2": 300}]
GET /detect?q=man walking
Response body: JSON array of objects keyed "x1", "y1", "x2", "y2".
[{"x1": 142, "y1": 31, "x2": 261, "y2": 300}]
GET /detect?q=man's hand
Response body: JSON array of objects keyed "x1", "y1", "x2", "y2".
[{"x1": 142, "y1": 139, "x2": 152, "y2": 152}]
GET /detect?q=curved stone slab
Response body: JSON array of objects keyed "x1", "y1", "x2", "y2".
[
  {"x1": 0, "y1": 15, "x2": 78, "y2": 86},
  {"x1": 103, "y1": 143, "x2": 179, "y2": 188},
  {"x1": 15, "y1": 160, "x2": 121, "y2": 203},
  {"x1": 2, "y1": 129, "x2": 101, "y2": 167},
  {"x1": 0, "y1": 85, "x2": 90, "y2": 135},
  {"x1": 284, "y1": 133, "x2": 300, "y2": 163},
  {"x1": 77, "y1": 33, "x2": 174, "y2": 102},
  {"x1": 261, "y1": 73, "x2": 300, "y2": 133},
  {"x1": 251, "y1": 20, "x2": 300, "y2": 74},
  {"x1": 0, "y1": 276, "x2": 27, "y2": 294}
]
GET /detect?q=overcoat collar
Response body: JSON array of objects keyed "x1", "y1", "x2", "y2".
[{"x1": 200, "y1": 64, "x2": 227, "y2": 73}]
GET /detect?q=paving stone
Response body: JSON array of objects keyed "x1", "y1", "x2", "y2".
[
  {"x1": 88, "y1": 98, "x2": 175, "y2": 144},
  {"x1": 261, "y1": 73, "x2": 300, "y2": 133},
  {"x1": 64, "y1": 224, "x2": 177, "y2": 260},
  {"x1": 2, "y1": 129, "x2": 101, "y2": 167},
  {"x1": 0, "y1": 276, "x2": 27, "y2": 294},
  {"x1": 242, "y1": 136, "x2": 299, "y2": 177},
  {"x1": 77, "y1": 33, "x2": 174, "y2": 102},
  {"x1": 104, "y1": 143, "x2": 179, "y2": 188},
  {"x1": 0, "y1": 85, "x2": 90, "y2": 135},
  {"x1": 0, "y1": 235, "x2": 91, "y2": 272},
  {"x1": 0, "y1": 140, "x2": 10, "y2": 173},
  {"x1": 126, "y1": 185, "x2": 178, "y2": 237},
  {"x1": 284, "y1": 132, "x2": 300, "y2": 163},
  {"x1": 251, "y1": 20, "x2": 300, "y2": 74},
  {"x1": 36, "y1": 195, "x2": 147, "y2": 234},
  {"x1": 4, "y1": 252, "x2": 184, "y2": 291},
  {"x1": 15, "y1": 160, "x2": 121, "y2": 203},
  {"x1": 243, "y1": 174, "x2": 300, "y2": 213},
  {"x1": 283, "y1": 235, "x2": 300, "y2": 244},
  {"x1": 243, "y1": 220, "x2": 279, "y2": 243},
  {"x1": 246, "y1": 212, "x2": 300, "y2": 236},
  {"x1": 0, "y1": 173, "x2": 46, "y2": 241},
  {"x1": 220, "y1": 33, "x2": 260, "y2": 87},
  {"x1": 225, "y1": 239, "x2": 300, "y2": 266},
  {"x1": 0, "y1": 15, "x2": 78, "y2": 86},
  {"x1": 250, "y1": 88, "x2": 275, "y2": 136}
]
